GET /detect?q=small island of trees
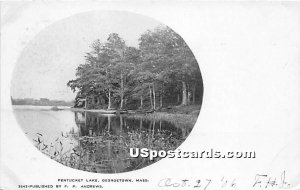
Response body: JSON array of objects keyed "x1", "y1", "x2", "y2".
[{"x1": 67, "y1": 26, "x2": 203, "y2": 112}]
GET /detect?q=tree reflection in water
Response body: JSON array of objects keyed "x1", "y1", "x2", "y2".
[{"x1": 34, "y1": 111, "x2": 192, "y2": 173}]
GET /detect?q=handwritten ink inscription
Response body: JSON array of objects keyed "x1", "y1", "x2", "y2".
[
  {"x1": 158, "y1": 171, "x2": 290, "y2": 189},
  {"x1": 253, "y1": 171, "x2": 291, "y2": 189},
  {"x1": 158, "y1": 177, "x2": 236, "y2": 189}
]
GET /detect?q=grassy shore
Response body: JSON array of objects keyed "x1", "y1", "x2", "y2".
[{"x1": 127, "y1": 105, "x2": 201, "y2": 129}]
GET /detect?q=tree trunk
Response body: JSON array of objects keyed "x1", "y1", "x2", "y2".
[
  {"x1": 120, "y1": 115, "x2": 123, "y2": 130},
  {"x1": 181, "y1": 81, "x2": 187, "y2": 106},
  {"x1": 85, "y1": 97, "x2": 88, "y2": 109},
  {"x1": 192, "y1": 84, "x2": 196, "y2": 104},
  {"x1": 120, "y1": 73, "x2": 124, "y2": 109},
  {"x1": 92, "y1": 95, "x2": 95, "y2": 106},
  {"x1": 84, "y1": 112, "x2": 87, "y2": 131},
  {"x1": 152, "y1": 82, "x2": 156, "y2": 110},
  {"x1": 149, "y1": 84, "x2": 153, "y2": 110},
  {"x1": 97, "y1": 96, "x2": 100, "y2": 106},
  {"x1": 160, "y1": 82, "x2": 163, "y2": 108},
  {"x1": 108, "y1": 89, "x2": 111, "y2": 110},
  {"x1": 187, "y1": 91, "x2": 191, "y2": 105},
  {"x1": 160, "y1": 93, "x2": 162, "y2": 108}
]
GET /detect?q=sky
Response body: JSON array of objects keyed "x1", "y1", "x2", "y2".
[{"x1": 11, "y1": 11, "x2": 162, "y2": 101}]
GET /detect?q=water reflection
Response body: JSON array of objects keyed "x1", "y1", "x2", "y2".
[{"x1": 32, "y1": 111, "x2": 191, "y2": 173}]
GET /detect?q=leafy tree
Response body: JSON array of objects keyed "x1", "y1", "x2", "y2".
[
  {"x1": 68, "y1": 27, "x2": 202, "y2": 110},
  {"x1": 138, "y1": 26, "x2": 200, "y2": 107}
]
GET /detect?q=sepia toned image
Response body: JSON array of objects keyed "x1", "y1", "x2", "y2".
[{"x1": 11, "y1": 11, "x2": 203, "y2": 173}]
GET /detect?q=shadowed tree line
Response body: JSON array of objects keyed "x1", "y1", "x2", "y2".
[{"x1": 67, "y1": 26, "x2": 203, "y2": 110}]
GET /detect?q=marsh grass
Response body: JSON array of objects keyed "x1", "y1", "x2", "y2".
[
  {"x1": 127, "y1": 112, "x2": 198, "y2": 129},
  {"x1": 28, "y1": 107, "x2": 197, "y2": 173},
  {"x1": 32, "y1": 122, "x2": 183, "y2": 173}
]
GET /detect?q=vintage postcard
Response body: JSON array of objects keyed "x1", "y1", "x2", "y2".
[{"x1": 1, "y1": 1, "x2": 299, "y2": 190}]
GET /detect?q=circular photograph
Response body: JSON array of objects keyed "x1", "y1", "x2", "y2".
[{"x1": 11, "y1": 11, "x2": 203, "y2": 173}]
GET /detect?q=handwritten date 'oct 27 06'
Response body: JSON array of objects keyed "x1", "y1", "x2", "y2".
[
  {"x1": 158, "y1": 177, "x2": 236, "y2": 190},
  {"x1": 158, "y1": 171, "x2": 290, "y2": 190}
]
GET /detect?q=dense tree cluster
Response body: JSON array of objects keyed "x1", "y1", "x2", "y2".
[{"x1": 67, "y1": 26, "x2": 203, "y2": 110}]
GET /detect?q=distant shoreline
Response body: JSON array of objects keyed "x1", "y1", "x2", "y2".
[{"x1": 11, "y1": 97, "x2": 73, "y2": 107}]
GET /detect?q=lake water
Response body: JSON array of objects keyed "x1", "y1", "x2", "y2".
[{"x1": 13, "y1": 106, "x2": 192, "y2": 173}]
